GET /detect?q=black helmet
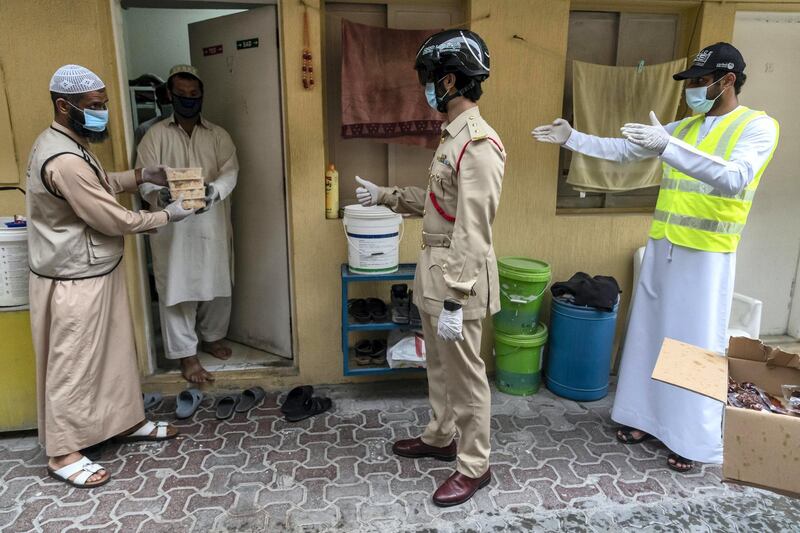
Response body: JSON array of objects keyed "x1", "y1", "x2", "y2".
[{"x1": 414, "y1": 29, "x2": 490, "y2": 86}]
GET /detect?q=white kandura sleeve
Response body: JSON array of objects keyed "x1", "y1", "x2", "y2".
[
  {"x1": 563, "y1": 122, "x2": 679, "y2": 163},
  {"x1": 659, "y1": 116, "x2": 779, "y2": 195}
]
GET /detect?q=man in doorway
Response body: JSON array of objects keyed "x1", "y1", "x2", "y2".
[
  {"x1": 533, "y1": 42, "x2": 779, "y2": 472},
  {"x1": 137, "y1": 64, "x2": 239, "y2": 383},
  {"x1": 28, "y1": 64, "x2": 194, "y2": 487},
  {"x1": 355, "y1": 30, "x2": 505, "y2": 506}
]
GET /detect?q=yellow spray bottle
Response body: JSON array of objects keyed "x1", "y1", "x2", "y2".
[{"x1": 325, "y1": 163, "x2": 339, "y2": 219}]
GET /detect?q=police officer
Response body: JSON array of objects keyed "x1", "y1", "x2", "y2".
[{"x1": 355, "y1": 29, "x2": 505, "y2": 507}]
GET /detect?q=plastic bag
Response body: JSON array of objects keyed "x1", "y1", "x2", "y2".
[{"x1": 387, "y1": 329, "x2": 426, "y2": 369}]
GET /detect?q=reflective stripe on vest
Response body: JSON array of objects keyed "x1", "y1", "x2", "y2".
[
  {"x1": 658, "y1": 176, "x2": 756, "y2": 202},
  {"x1": 649, "y1": 106, "x2": 778, "y2": 253},
  {"x1": 652, "y1": 210, "x2": 745, "y2": 234}
]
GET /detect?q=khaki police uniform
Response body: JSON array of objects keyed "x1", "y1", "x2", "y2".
[{"x1": 379, "y1": 107, "x2": 505, "y2": 477}]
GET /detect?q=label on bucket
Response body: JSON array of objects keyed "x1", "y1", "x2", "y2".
[
  {"x1": 0, "y1": 242, "x2": 29, "y2": 302},
  {"x1": 347, "y1": 231, "x2": 399, "y2": 273}
]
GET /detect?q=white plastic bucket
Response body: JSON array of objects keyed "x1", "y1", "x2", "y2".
[
  {"x1": 343, "y1": 205, "x2": 403, "y2": 275},
  {"x1": 0, "y1": 217, "x2": 29, "y2": 307}
]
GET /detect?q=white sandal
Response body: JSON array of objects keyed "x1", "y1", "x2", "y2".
[
  {"x1": 114, "y1": 420, "x2": 176, "y2": 443},
  {"x1": 47, "y1": 456, "x2": 109, "y2": 488}
]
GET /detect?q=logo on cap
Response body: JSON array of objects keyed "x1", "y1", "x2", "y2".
[
  {"x1": 716, "y1": 62, "x2": 735, "y2": 70},
  {"x1": 694, "y1": 49, "x2": 713, "y2": 66}
]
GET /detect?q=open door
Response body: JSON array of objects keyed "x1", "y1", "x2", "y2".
[{"x1": 189, "y1": 7, "x2": 292, "y2": 358}]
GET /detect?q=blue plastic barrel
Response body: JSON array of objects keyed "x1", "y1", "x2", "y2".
[{"x1": 545, "y1": 298, "x2": 618, "y2": 401}]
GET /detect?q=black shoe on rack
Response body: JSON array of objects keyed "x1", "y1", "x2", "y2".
[
  {"x1": 409, "y1": 291, "x2": 422, "y2": 329},
  {"x1": 391, "y1": 284, "x2": 410, "y2": 324}
]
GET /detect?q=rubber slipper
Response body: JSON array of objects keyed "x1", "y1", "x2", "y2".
[
  {"x1": 216, "y1": 395, "x2": 238, "y2": 420},
  {"x1": 348, "y1": 299, "x2": 370, "y2": 323},
  {"x1": 667, "y1": 453, "x2": 694, "y2": 473},
  {"x1": 143, "y1": 392, "x2": 163, "y2": 411},
  {"x1": 366, "y1": 298, "x2": 389, "y2": 322},
  {"x1": 616, "y1": 427, "x2": 654, "y2": 445},
  {"x1": 235, "y1": 386, "x2": 266, "y2": 413},
  {"x1": 285, "y1": 396, "x2": 333, "y2": 423},
  {"x1": 176, "y1": 388, "x2": 204, "y2": 419},
  {"x1": 280, "y1": 386, "x2": 314, "y2": 416}
]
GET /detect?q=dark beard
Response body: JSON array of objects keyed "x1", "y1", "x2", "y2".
[{"x1": 67, "y1": 107, "x2": 109, "y2": 144}]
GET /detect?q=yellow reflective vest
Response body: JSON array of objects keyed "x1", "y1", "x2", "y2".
[{"x1": 649, "y1": 106, "x2": 779, "y2": 253}]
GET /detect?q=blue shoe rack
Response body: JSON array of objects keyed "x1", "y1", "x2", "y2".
[{"x1": 341, "y1": 263, "x2": 425, "y2": 376}]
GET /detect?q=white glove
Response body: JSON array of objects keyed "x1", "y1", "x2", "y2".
[
  {"x1": 141, "y1": 165, "x2": 170, "y2": 186},
  {"x1": 139, "y1": 183, "x2": 171, "y2": 208},
  {"x1": 164, "y1": 194, "x2": 196, "y2": 223},
  {"x1": 621, "y1": 111, "x2": 670, "y2": 154},
  {"x1": 437, "y1": 305, "x2": 464, "y2": 342},
  {"x1": 355, "y1": 176, "x2": 379, "y2": 207},
  {"x1": 197, "y1": 182, "x2": 220, "y2": 214},
  {"x1": 531, "y1": 118, "x2": 573, "y2": 145}
]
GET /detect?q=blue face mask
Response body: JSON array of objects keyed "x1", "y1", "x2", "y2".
[
  {"x1": 68, "y1": 102, "x2": 109, "y2": 132},
  {"x1": 425, "y1": 82, "x2": 438, "y2": 110},
  {"x1": 82, "y1": 109, "x2": 109, "y2": 132},
  {"x1": 685, "y1": 77, "x2": 726, "y2": 114}
]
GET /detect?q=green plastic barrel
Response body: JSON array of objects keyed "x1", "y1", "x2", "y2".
[
  {"x1": 493, "y1": 257, "x2": 551, "y2": 335},
  {"x1": 494, "y1": 324, "x2": 548, "y2": 396}
]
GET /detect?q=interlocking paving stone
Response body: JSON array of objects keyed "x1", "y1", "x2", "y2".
[{"x1": 1, "y1": 382, "x2": 799, "y2": 532}]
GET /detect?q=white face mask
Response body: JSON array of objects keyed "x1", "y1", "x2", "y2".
[{"x1": 685, "y1": 76, "x2": 727, "y2": 114}]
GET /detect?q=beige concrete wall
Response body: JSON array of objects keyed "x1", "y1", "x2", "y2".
[
  {"x1": 3, "y1": 0, "x2": 796, "y2": 391},
  {"x1": 0, "y1": 0, "x2": 129, "y2": 214},
  {"x1": 279, "y1": 0, "x2": 750, "y2": 385},
  {"x1": 283, "y1": 0, "x2": 651, "y2": 385}
]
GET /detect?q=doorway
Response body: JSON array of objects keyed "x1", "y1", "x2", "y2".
[{"x1": 116, "y1": 2, "x2": 293, "y2": 375}]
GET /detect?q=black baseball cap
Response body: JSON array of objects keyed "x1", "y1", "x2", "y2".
[{"x1": 673, "y1": 42, "x2": 746, "y2": 80}]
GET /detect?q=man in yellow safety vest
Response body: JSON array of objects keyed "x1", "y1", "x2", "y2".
[{"x1": 532, "y1": 42, "x2": 779, "y2": 472}]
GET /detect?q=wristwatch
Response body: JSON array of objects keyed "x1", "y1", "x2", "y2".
[{"x1": 443, "y1": 300, "x2": 462, "y2": 312}]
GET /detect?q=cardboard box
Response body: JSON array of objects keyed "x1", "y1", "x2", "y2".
[{"x1": 652, "y1": 337, "x2": 800, "y2": 495}]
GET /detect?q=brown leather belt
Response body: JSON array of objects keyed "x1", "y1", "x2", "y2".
[{"x1": 422, "y1": 232, "x2": 452, "y2": 248}]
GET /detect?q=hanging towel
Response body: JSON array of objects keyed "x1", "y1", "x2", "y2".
[
  {"x1": 341, "y1": 20, "x2": 442, "y2": 150},
  {"x1": 567, "y1": 58, "x2": 686, "y2": 193},
  {"x1": 551, "y1": 272, "x2": 621, "y2": 312}
]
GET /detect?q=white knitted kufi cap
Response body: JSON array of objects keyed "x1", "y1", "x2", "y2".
[{"x1": 49, "y1": 64, "x2": 105, "y2": 94}]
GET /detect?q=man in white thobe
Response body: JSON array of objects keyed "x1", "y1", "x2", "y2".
[
  {"x1": 137, "y1": 65, "x2": 239, "y2": 383},
  {"x1": 533, "y1": 42, "x2": 779, "y2": 472}
]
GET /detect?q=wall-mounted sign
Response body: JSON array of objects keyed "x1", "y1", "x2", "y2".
[
  {"x1": 203, "y1": 44, "x2": 223, "y2": 56},
  {"x1": 236, "y1": 38, "x2": 259, "y2": 50}
]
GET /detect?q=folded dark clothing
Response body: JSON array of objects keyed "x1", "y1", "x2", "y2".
[{"x1": 551, "y1": 272, "x2": 621, "y2": 311}]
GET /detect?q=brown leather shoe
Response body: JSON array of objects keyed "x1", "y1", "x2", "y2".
[
  {"x1": 432, "y1": 469, "x2": 491, "y2": 507},
  {"x1": 392, "y1": 437, "x2": 457, "y2": 461}
]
